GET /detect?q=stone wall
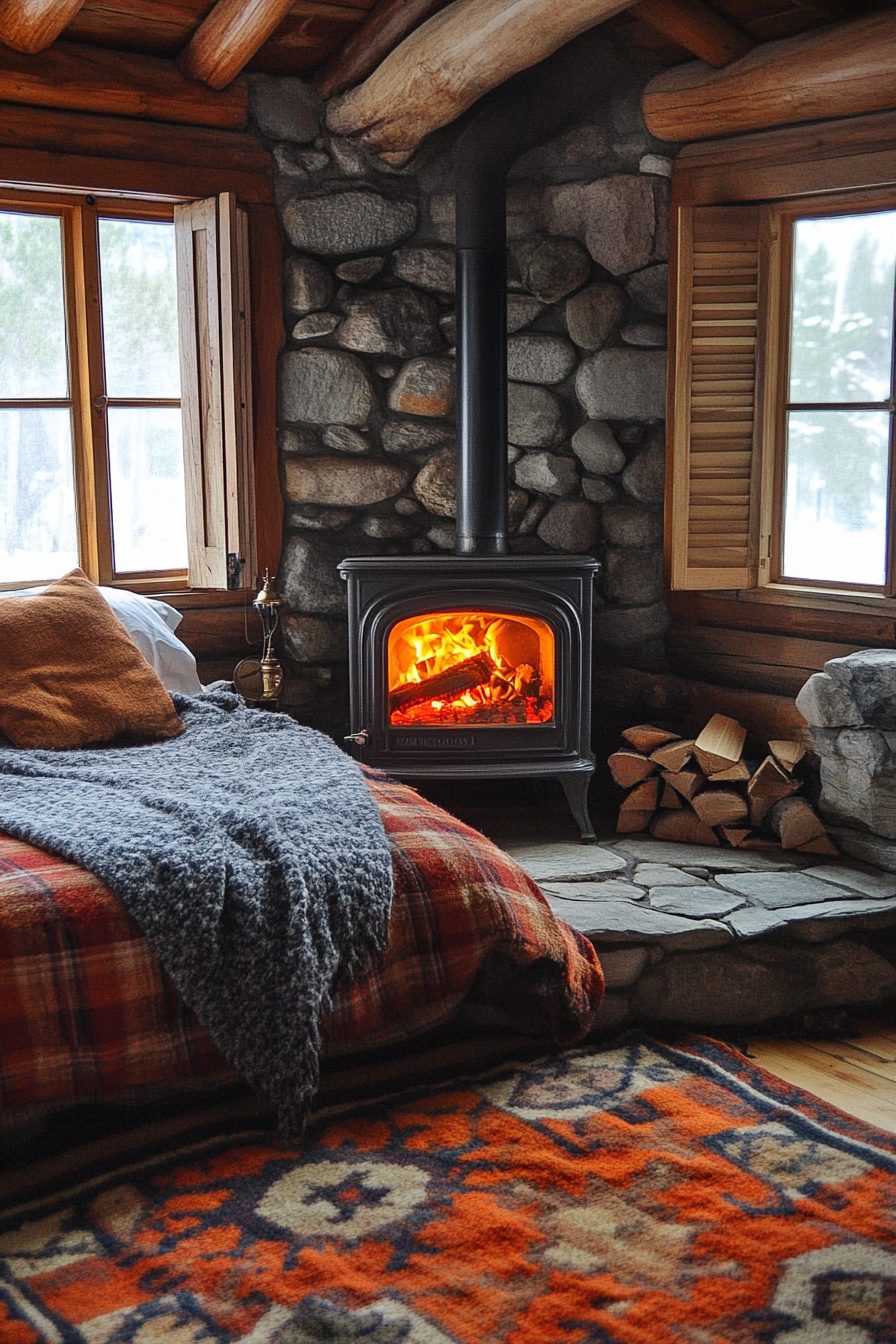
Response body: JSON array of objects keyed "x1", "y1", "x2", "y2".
[{"x1": 248, "y1": 60, "x2": 676, "y2": 737}]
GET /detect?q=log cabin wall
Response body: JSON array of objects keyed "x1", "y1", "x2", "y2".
[{"x1": 267, "y1": 51, "x2": 677, "y2": 739}]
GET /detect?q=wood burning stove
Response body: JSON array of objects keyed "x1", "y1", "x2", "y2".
[
  {"x1": 338, "y1": 40, "x2": 624, "y2": 841},
  {"x1": 339, "y1": 554, "x2": 599, "y2": 839}
]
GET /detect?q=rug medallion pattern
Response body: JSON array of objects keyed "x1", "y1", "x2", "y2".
[{"x1": 1, "y1": 1035, "x2": 895, "y2": 1342}]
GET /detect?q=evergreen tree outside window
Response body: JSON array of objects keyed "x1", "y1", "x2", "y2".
[{"x1": 782, "y1": 209, "x2": 896, "y2": 588}]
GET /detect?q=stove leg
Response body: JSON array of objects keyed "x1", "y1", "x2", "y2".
[{"x1": 560, "y1": 772, "x2": 596, "y2": 843}]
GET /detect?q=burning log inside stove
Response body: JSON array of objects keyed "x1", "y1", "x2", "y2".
[{"x1": 389, "y1": 653, "x2": 494, "y2": 713}]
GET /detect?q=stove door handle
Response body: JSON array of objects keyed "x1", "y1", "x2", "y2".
[{"x1": 345, "y1": 729, "x2": 369, "y2": 745}]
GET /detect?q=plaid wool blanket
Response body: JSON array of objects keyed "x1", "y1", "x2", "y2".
[{"x1": 0, "y1": 772, "x2": 603, "y2": 1126}]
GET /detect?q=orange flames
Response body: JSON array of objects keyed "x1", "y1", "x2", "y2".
[{"x1": 388, "y1": 610, "x2": 554, "y2": 727}]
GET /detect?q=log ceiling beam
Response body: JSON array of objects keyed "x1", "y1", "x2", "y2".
[
  {"x1": 0, "y1": 0, "x2": 85, "y2": 54},
  {"x1": 179, "y1": 0, "x2": 297, "y2": 91},
  {"x1": 0, "y1": 38, "x2": 248, "y2": 128},
  {"x1": 642, "y1": 9, "x2": 896, "y2": 143},
  {"x1": 327, "y1": 0, "x2": 641, "y2": 163},
  {"x1": 317, "y1": 0, "x2": 451, "y2": 101},
  {"x1": 632, "y1": 0, "x2": 754, "y2": 68}
]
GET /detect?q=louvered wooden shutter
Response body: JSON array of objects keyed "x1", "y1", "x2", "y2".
[
  {"x1": 175, "y1": 192, "x2": 256, "y2": 590},
  {"x1": 668, "y1": 203, "x2": 761, "y2": 590}
]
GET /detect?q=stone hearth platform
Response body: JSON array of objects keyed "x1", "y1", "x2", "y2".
[{"x1": 500, "y1": 836, "x2": 896, "y2": 1033}]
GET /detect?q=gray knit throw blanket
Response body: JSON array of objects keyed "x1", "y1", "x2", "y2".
[{"x1": 0, "y1": 690, "x2": 393, "y2": 1134}]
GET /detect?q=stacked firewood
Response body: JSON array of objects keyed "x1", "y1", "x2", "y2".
[{"x1": 608, "y1": 714, "x2": 837, "y2": 854}]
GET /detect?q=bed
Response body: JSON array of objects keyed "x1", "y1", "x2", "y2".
[{"x1": 0, "y1": 573, "x2": 603, "y2": 1132}]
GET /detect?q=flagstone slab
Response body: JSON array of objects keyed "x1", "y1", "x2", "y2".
[
  {"x1": 649, "y1": 887, "x2": 746, "y2": 918},
  {"x1": 713, "y1": 871, "x2": 866, "y2": 909},
  {"x1": 612, "y1": 839, "x2": 794, "y2": 872},
  {"x1": 798, "y1": 864, "x2": 896, "y2": 899},
  {"x1": 540, "y1": 880, "x2": 646, "y2": 902},
  {"x1": 634, "y1": 865, "x2": 711, "y2": 888},
  {"x1": 541, "y1": 894, "x2": 733, "y2": 949},
  {"x1": 506, "y1": 843, "x2": 627, "y2": 881}
]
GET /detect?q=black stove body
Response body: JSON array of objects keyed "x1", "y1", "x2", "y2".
[{"x1": 339, "y1": 554, "x2": 599, "y2": 839}]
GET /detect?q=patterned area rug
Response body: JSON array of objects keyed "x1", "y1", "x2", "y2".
[{"x1": 2, "y1": 1033, "x2": 896, "y2": 1343}]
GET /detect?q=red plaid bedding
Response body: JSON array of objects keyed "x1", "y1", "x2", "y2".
[{"x1": 0, "y1": 773, "x2": 602, "y2": 1119}]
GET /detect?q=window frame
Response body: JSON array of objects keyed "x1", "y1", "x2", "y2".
[
  {"x1": 0, "y1": 186, "x2": 189, "y2": 592},
  {"x1": 762, "y1": 188, "x2": 896, "y2": 598},
  {"x1": 666, "y1": 109, "x2": 896, "y2": 629}
]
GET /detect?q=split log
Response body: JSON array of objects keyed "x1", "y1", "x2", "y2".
[
  {"x1": 720, "y1": 827, "x2": 751, "y2": 848},
  {"x1": 631, "y1": 0, "x2": 753, "y2": 68},
  {"x1": 622, "y1": 723, "x2": 679, "y2": 754},
  {"x1": 650, "y1": 810, "x2": 720, "y2": 846},
  {"x1": 769, "y1": 740, "x2": 807, "y2": 772},
  {"x1": 650, "y1": 738, "x2": 695, "y2": 772},
  {"x1": 179, "y1": 0, "x2": 296, "y2": 90},
  {"x1": 317, "y1": 0, "x2": 450, "y2": 100},
  {"x1": 0, "y1": 39, "x2": 248, "y2": 128},
  {"x1": 620, "y1": 777, "x2": 660, "y2": 812},
  {"x1": 0, "y1": 0, "x2": 85, "y2": 54},
  {"x1": 389, "y1": 653, "x2": 493, "y2": 712},
  {"x1": 693, "y1": 713, "x2": 745, "y2": 775},
  {"x1": 768, "y1": 797, "x2": 826, "y2": 850},
  {"x1": 617, "y1": 809, "x2": 654, "y2": 834},
  {"x1": 691, "y1": 788, "x2": 748, "y2": 829},
  {"x1": 326, "y1": 0, "x2": 640, "y2": 163},
  {"x1": 661, "y1": 767, "x2": 703, "y2": 801},
  {"x1": 747, "y1": 755, "x2": 797, "y2": 802},
  {"x1": 642, "y1": 10, "x2": 896, "y2": 144},
  {"x1": 660, "y1": 782, "x2": 683, "y2": 809},
  {"x1": 608, "y1": 750, "x2": 658, "y2": 789},
  {"x1": 708, "y1": 760, "x2": 750, "y2": 784},
  {"x1": 797, "y1": 835, "x2": 839, "y2": 856}
]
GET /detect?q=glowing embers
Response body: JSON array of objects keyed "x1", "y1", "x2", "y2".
[{"x1": 389, "y1": 610, "x2": 554, "y2": 726}]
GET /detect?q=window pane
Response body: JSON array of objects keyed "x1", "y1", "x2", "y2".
[
  {"x1": 0, "y1": 211, "x2": 69, "y2": 399},
  {"x1": 99, "y1": 219, "x2": 180, "y2": 399},
  {"x1": 107, "y1": 407, "x2": 187, "y2": 573},
  {"x1": 789, "y1": 211, "x2": 896, "y2": 404},
  {"x1": 782, "y1": 409, "x2": 890, "y2": 586},
  {"x1": 0, "y1": 408, "x2": 78, "y2": 582}
]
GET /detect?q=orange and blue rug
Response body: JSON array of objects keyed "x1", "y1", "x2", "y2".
[{"x1": 2, "y1": 1033, "x2": 895, "y2": 1342}]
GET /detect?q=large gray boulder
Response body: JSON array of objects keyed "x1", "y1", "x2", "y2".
[
  {"x1": 250, "y1": 76, "x2": 318, "y2": 143},
  {"x1": 278, "y1": 535, "x2": 356, "y2": 614},
  {"x1": 413, "y1": 446, "x2": 456, "y2": 517},
  {"x1": 603, "y1": 547, "x2": 663, "y2": 605},
  {"x1": 798, "y1": 649, "x2": 896, "y2": 729},
  {"x1": 282, "y1": 190, "x2": 417, "y2": 256},
  {"x1": 284, "y1": 256, "x2": 333, "y2": 316},
  {"x1": 626, "y1": 264, "x2": 669, "y2": 315},
  {"x1": 566, "y1": 282, "x2": 626, "y2": 351},
  {"x1": 337, "y1": 287, "x2": 441, "y2": 357},
  {"x1": 281, "y1": 348, "x2": 373, "y2": 425},
  {"x1": 621, "y1": 427, "x2": 666, "y2": 505},
  {"x1": 507, "y1": 383, "x2": 566, "y2": 447},
  {"x1": 513, "y1": 451, "x2": 579, "y2": 496},
  {"x1": 571, "y1": 420, "x2": 625, "y2": 475},
  {"x1": 576, "y1": 349, "x2": 666, "y2": 421},
  {"x1": 392, "y1": 246, "x2": 455, "y2": 294},
  {"x1": 537, "y1": 499, "x2": 600, "y2": 551},
  {"x1": 544, "y1": 176, "x2": 657, "y2": 275},
  {"x1": 522, "y1": 237, "x2": 590, "y2": 303},
  {"x1": 600, "y1": 502, "x2": 662, "y2": 549},
  {"x1": 507, "y1": 334, "x2": 577, "y2": 385},
  {"x1": 283, "y1": 615, "x2": 348, "y2": 663}
]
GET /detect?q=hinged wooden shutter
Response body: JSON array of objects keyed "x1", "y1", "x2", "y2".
[
  {"x1": 669, "y1": 203, "x2": 762, "y2": 590},
  {"x1": 175, "y1": 192, "x2": 256, "y2": 590}
]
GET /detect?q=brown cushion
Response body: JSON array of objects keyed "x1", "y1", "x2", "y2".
[{"x1": 0, "y1": 569, "x2": 185, "y2": 750}]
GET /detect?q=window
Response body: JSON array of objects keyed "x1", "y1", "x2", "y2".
[
  {"x1": 667, "y1": 112, "x2": 896, "y2": 606},
  {"x1": 0, "y1": 189, "x2": 255, "y2": 593},
  {"x1": 776, "y1": 202, "x2": 896, "y2": 592}
]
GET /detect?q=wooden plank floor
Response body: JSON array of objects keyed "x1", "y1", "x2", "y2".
[{"x1": 746, "y1": 1017, "x2": 896, "y2": 1135}]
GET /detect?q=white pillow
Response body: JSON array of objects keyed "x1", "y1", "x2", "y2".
[{"x1": 0, "y1": 584, "x2": 203, "y2": 696}]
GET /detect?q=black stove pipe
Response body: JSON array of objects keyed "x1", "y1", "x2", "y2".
[{"x1": 454, "y1": 35, "x2": 632, "y2": 556}]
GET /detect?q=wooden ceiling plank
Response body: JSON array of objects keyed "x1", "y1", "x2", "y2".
[
  {"x1": 327, "y1": 0, "x2": 642, "y2": 163},
  {"x1": 317, "y1": 0, "x2": 451, "y2": 100},
  {"x1": 0, "y1": 37, "x2": 248, "y2": 126},
  {"x1": 632, "y1": 0, "x2": 755, "y2": 67},
  {"x1": 178, "y1": 0, "x2": 297, "y2": 88},
  {"x1": 0, "y1": 0, "x2": 87, "y2": 53},
  {"x1": 642, "y1": 9, "x2": 896, "y2": 142}
]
